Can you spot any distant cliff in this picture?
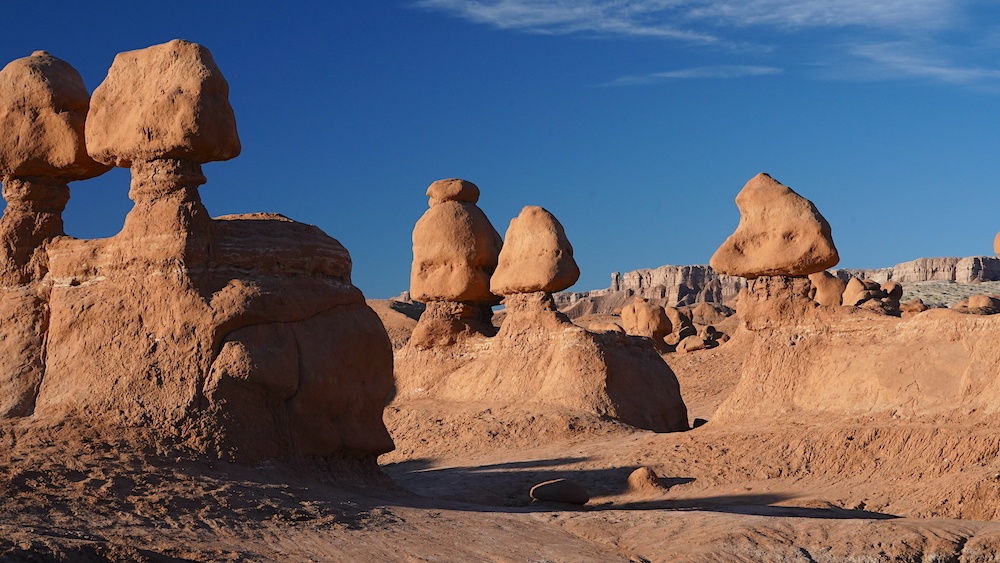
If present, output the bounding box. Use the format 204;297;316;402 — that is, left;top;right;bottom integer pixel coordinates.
831;256;1000;284
555;256;1000;318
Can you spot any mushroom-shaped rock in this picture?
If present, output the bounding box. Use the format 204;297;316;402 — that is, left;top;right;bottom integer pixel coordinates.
995;232;1000;256
86;39;240;167
410;179;503;304
809;271;846;307
710;173;839;278
490;206;580;295
0;51;109;180
620;299;671;341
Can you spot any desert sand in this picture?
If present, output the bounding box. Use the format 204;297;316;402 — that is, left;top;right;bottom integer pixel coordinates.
5;41;1000;563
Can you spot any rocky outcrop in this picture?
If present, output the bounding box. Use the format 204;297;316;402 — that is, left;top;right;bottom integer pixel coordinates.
715;301;1000;426
394;291;689;432
555;265;745;318
0;42;394;464
620;298;671;342
410;178;502;304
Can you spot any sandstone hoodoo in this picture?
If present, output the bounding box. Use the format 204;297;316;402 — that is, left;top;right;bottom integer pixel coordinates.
0;51;110;417
710;173;839;279
395;194;689;433
408;178;503;348
1;41;394;464
490;205;580;295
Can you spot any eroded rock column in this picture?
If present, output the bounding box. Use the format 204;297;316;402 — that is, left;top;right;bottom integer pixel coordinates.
409;179;503;348
86;39;240;269
0;51;109;416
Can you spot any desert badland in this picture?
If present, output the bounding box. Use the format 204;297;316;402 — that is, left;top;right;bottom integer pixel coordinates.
4;40;1000;562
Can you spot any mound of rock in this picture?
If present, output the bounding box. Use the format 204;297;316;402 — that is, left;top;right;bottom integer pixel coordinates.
0;42;394;464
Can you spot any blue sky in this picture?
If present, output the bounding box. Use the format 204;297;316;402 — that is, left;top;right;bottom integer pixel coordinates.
5;1;1000;297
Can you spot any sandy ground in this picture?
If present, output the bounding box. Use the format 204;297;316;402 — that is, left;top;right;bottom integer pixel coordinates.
4;298;1000;561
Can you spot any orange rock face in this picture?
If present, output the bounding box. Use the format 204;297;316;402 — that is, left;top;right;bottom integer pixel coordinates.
410;179;503;304
710;173;839;278
0;43;393;463
491;206;580;295
808;270;846;307
86;39;241;167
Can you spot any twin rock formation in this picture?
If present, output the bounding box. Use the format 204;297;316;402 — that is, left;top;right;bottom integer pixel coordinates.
397;179;688;432
0;42;393;463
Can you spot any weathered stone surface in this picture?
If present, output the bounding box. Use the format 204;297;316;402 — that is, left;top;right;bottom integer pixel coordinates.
677;334;707;353
530;479;590;505
900;298;928;314
809;271;846;307
0;42;393;465
426;178;479;206
0;51;109;180
834;256;1000;285
710;173;839;278
620;299;671;341
410;183;503;303
87;39;240;167
491;206;580;295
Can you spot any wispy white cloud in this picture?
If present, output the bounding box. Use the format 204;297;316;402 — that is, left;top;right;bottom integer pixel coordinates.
414;0;999;88
412;0;719;42
846;42;1000;84
413;0;958;39
685;0;955;30
603;65;782;86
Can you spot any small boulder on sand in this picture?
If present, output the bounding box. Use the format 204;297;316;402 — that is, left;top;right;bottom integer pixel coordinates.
710;173;839;278
677;334;707;353
491;206;580;295
627;467;663;492
530;479;590;505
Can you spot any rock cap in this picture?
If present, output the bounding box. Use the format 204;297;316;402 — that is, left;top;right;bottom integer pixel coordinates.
710;173;839;278
490;205;580;295
0;50;109;180
87;39;240;167
427;178;479;206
